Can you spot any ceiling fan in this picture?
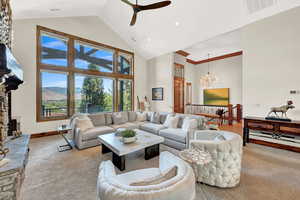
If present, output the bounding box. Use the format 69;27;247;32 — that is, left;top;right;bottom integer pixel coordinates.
121;0;171;26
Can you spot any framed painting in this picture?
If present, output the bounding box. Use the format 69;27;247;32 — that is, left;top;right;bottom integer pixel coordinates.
203;88;229;106
152;88;164;101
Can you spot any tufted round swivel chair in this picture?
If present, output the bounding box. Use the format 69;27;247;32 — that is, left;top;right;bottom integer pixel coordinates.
190;130;243;188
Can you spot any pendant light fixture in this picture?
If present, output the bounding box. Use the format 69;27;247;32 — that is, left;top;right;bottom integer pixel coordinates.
200;53;217;88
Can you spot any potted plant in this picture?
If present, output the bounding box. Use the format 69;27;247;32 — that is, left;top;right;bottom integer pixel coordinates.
121;129;137;144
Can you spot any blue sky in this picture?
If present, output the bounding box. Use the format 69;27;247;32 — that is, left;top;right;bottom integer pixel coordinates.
41;34;114;91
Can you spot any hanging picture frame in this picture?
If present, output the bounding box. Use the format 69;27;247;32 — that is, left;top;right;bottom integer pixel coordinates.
152;88;163;101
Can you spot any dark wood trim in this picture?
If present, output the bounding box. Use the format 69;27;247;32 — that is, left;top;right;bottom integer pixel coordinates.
30;130;60;138
36;26;135;122
250;139;300;153
174;63;184;68
37;26;134;55
187;51;243;65
38;64;134;79
175;50;190;57
186;59;198;65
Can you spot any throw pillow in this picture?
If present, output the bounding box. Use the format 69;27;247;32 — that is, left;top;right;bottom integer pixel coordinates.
128;111;137;122
88;113;106;127
136;112;147;122
163;115;179;128
130;166;177;186
159;114;168;124
182;118;198;131
105;113;113;125
177;116;185;128
75;117;94;132
150;112;161;124
112;113;123;125
146;112;153;121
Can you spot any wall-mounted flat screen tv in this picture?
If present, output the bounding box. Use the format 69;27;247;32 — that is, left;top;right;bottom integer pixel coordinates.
0;43;23;89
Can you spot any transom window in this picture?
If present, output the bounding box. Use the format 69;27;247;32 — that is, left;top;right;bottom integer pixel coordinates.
37;26;134;122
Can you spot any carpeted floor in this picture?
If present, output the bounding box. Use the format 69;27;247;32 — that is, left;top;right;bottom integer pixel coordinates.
21;135;300;200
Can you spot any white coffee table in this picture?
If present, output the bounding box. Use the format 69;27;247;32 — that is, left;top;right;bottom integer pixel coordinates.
98;129;164;171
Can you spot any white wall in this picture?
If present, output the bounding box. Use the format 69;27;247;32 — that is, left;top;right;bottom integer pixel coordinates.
194;55;243;105
242;6;300;120
147;53;174;112
11;16;148;134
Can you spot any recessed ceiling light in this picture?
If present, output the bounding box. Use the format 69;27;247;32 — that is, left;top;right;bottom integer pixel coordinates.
175;22;180;26
50;8;61;12
146;38;151;42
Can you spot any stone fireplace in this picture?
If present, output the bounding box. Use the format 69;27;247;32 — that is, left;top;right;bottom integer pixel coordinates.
0;0;12;143
0;85;8;142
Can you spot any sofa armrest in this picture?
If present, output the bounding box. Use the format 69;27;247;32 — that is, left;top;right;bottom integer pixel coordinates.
74;128;82;149
186;128;197;149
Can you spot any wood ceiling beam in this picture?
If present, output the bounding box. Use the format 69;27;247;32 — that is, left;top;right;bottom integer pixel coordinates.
175;50;190;57
187;51;243;65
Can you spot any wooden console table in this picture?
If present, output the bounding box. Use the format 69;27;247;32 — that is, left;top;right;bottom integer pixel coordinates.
243;117;300;152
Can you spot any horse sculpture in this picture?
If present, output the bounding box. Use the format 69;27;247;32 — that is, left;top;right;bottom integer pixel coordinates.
267;101;295;118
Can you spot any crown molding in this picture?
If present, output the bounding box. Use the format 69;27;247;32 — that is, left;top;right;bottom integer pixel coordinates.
187;51;243;65
175;50;190;57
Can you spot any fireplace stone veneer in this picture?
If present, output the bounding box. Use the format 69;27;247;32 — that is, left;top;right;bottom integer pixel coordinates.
0;135;29;200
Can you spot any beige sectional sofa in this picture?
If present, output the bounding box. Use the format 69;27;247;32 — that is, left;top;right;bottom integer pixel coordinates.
71;111;206;150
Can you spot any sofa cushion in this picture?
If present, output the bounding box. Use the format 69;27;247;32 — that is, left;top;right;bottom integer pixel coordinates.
128;111;137;122
88;113;106;127
140;123;166;134
75;117;94;132
112;112;128;125
105;113;113;125
117;168;161;186
159;128;187;144
110;122;140;130
130;166;177;186
130;121;145;128
81;126;114;141
136;112;147;122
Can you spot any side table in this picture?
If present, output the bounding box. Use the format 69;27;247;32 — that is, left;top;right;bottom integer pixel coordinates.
179;148;211;182
57;125;73;152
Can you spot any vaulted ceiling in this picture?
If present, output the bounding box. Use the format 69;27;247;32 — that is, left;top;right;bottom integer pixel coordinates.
12;0;300;60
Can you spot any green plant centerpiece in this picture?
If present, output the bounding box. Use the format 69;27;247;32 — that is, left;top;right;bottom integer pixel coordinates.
121;129;137;144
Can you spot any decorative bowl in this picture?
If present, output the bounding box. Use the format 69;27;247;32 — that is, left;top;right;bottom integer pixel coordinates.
122;136;137;144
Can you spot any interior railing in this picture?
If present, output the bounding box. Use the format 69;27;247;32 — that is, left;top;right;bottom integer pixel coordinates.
185;104;243;125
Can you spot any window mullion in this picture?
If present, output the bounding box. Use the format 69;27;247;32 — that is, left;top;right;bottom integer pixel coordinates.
115;78;118;112
68;38;75;117
114;51;118;112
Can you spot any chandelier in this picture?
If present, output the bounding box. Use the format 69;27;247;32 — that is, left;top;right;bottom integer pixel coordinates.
200;53;217;88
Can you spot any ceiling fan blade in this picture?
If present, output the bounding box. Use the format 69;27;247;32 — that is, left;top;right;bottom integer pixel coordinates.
130;12;137;26
139;1;171;11
121;0;133;6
